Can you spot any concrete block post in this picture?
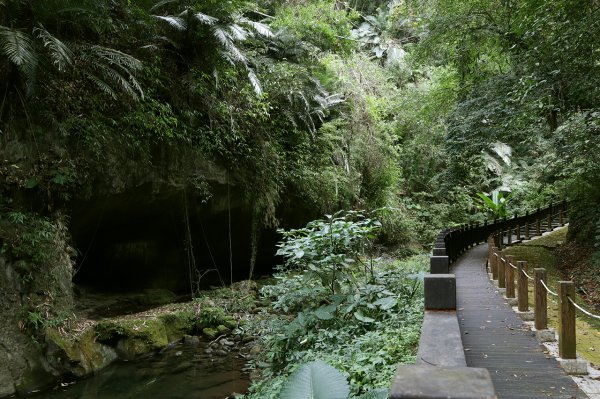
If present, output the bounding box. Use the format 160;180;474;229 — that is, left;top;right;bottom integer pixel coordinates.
558;281;576;360
430;256;449;274
389;366;496;399
432;248;446;256
424;274;456;310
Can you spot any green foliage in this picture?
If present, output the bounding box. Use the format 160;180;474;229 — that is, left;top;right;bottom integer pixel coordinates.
272;1;358;54
475;191;510;219
280;360;389;399
280;361;350;399
247;254;427;398
276;210;382;293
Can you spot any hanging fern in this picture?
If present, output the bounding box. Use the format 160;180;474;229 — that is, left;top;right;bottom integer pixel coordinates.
0;25;37;75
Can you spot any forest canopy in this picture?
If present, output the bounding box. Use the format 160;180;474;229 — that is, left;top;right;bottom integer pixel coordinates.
1;0;599;247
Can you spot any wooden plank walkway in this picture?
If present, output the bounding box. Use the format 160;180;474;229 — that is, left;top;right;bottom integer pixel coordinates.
452;244;588;399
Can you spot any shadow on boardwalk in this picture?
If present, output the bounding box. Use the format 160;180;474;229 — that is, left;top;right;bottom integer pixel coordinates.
452;244;588;399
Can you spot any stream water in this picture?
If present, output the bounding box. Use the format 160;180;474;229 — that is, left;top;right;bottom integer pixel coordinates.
28;341;250;399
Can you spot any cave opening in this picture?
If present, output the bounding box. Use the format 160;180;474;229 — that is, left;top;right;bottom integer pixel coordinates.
69;184;279;316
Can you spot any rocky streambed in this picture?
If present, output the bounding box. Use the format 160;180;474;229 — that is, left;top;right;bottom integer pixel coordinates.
29;338;252;399
9;281;265;398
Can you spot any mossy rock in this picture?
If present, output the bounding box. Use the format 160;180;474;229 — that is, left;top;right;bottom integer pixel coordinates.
46;327;117;377
216;324;230;334
202;327;218;339
158;311;195;342
223;318;238;330
95;318;168;360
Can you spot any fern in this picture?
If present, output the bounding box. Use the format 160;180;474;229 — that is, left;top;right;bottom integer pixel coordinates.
34;25;73;72
0;25;37;75
78;45;144;100
153;15;186;31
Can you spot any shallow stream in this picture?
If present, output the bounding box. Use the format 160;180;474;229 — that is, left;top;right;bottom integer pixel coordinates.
29;341;250;399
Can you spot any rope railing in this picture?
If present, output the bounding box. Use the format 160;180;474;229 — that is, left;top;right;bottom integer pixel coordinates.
487;227;598;365
409;200;573;397
540;279;558;297
567;296;600;321
522;269;534;281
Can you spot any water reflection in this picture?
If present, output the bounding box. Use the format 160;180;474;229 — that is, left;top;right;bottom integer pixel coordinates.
30;342;250;399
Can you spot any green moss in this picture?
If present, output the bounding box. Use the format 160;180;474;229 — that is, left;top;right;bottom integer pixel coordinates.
95;318;168;353
46;327;117;376
158;311;195;342
202;327;218;339
216;324;230;334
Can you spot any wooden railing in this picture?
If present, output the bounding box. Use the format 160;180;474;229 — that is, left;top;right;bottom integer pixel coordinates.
435;200;569;266
390;200;572;398
488;233;599;373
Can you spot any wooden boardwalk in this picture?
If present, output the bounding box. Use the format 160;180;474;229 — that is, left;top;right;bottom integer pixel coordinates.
452;244;588;399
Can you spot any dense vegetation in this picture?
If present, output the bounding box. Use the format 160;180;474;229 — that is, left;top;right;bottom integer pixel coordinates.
1;0;599;396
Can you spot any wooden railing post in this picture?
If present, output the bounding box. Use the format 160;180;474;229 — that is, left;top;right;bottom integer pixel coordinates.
534;268;548;330
559;208;564;226
558;281;576;359
547;203;553;232
505;255;515;299
536;210;541;236
516;222;521;241
507;227;512;245
524;211;530;240
517;261;528;312
498;251;506;289
491;248;499;280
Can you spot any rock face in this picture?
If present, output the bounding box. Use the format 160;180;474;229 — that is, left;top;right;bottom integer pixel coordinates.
0;253;74;397
0;154;309;397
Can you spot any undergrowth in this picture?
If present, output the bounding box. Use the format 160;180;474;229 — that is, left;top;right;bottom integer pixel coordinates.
243;254;427;398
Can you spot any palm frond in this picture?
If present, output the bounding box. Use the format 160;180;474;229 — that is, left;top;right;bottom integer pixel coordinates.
34;25;73;72
247;69;262;96
78;44;143;100
238;17;273;38
153;15;187;31
89;46;142;71
213;27;246;63
192;11;218;25
228;24;250;41
149;0;178;13
85;72;117;99
0;25;37;75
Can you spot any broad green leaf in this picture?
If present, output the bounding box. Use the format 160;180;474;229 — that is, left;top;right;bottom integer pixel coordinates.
354;310;375;323
280;361;350;399
314;304;336;320
24;178;39;189
373;296;397;310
